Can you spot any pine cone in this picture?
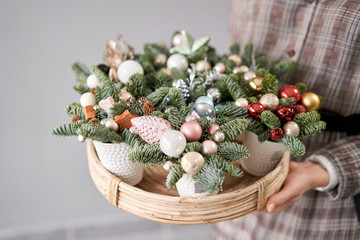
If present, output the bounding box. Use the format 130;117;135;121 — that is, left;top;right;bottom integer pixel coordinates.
90;88;95;94
71;115;81;122
143;101;155;115
137;96;149;106
88;118;100;124
131;116;171;144
173;79;190;102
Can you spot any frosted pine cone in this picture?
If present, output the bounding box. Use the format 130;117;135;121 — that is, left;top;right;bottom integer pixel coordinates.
131;116;172;144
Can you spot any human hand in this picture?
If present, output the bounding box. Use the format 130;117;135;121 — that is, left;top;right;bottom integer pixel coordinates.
260;160;330;215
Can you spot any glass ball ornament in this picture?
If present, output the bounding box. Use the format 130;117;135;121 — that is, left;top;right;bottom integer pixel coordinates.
249;77;263;91
202;140;218;155
154;53;167;64
214;131;225;142
163;161;173;171
160;130;187;157
283;121;300;137
208;124;219;135
80;92;96;107
86;74;99;88
160;67;172;77
301;92;320;112
190;103;216;121
244;71;256;82
275;106;295;122
117;60;144;84
278;85;301;102
294;104;307;114
195;96;214;108
180;121;202;142
105;119;119;132
248;102;265;119
207;88;221;104
181;152;205;175
270;127;283;140
167;54;188;71
195;60;211;72
259;93;279;110
228;54;242;66
100;119;108;125
235;97;249;108
214;62;226;73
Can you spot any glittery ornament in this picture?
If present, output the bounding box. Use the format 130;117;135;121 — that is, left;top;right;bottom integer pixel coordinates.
137;96;150;106
154;53;167;65
275;106;295;122
235;97;249;108
259;93;279;110
105;119;119;132
249;77;263;91
190;103;216;121
181;152;205;175
163;161;173;171
114;110;139;131
208;124;220;135
244;71;256;82
207;88;221;104
214;62;226;73
228;54;242;66
172;79;190;102
105;34;135;70
214;131;225;142
143;101;155;115
233;65;249;73
97;64;110;75
195;60;211;72
78;135;86;142
202;140;218;155
294;104;307;114
180;121;202;142
195;96;214;108
248;102;265;119
269;127;283;140
278;85;301;102
131;116;172;144
301;92;320;112
160;130;187;157
185;115;196;122
283;121;300;137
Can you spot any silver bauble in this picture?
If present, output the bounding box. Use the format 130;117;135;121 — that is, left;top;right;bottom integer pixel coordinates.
195;96;214;108
190;103;216;121
283;121;300;137
259;93;279;110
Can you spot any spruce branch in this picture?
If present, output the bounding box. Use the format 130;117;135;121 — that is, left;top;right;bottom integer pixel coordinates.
260;110;281;129
127;102;143;116
279;97;297;106
222;75;246;100
153;71;172;88
94;108;107;120
184;142;202;153
144;43;168;56
258;131;270;143
225;59;236;74
293;111;321;125
65;103;85;118
255;55;270;69
217;142;249;161
94;85;102;103
166;163;184;189
295;83;307;95
248;96;259;104
108;102;127;119
256;68;270;78
220;118;250;141
193;85;206;100
279;136;306;156
73;84;90;95
196;118;212;141
270;60;297;78
230;43;240;54
102;80;120;102
215;103;248;117
247;119;266;135
121;129;143;148
167;88;187;109
128;144;168;167
77;123;123;143
89;65;110;83
126;73;145;99
170;68;187;81
147;87;171;108
52;120;87;136
193;162;224;194
244;43;254;67
261;74;279;95
298;121;326;137
72;61;90;84
166;107;185;130
206;155;243;177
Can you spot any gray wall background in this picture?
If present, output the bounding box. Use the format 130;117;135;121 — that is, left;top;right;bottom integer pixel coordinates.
0;0;231;234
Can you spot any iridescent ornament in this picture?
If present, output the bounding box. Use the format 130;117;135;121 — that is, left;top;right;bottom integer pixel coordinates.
278;85;301;102
173;79;190;102
80;92;96;107
214;131;225;142
276;106;295;122
180;121;202;142
195;60;211;72
207;88;221;104
190;103;216;121
259;93;279;110
167;54;188;71
249;77;263;91
78;135;86;142
283;121;300;137
235;97;249;108
214;62;226;74
248;102;265;119
301;92;320;112
202;140;218;155
105;119;119;132
269;127;283;140
228;54;242;66
294;104;307;114
181;152;205;175
208;124;220;135
160;130;187;157
163;161;173;171
195;96;214;108
244;71;256;82
117;60;144;84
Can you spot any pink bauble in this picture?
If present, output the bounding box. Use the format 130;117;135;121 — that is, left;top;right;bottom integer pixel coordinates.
180;121;202;142
208;124;220;135
202;140;218;155
156;41;167;49
172;33;182;47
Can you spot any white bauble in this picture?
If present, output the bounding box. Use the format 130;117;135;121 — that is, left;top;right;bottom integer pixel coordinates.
195;96;214;108
167;54;188;71
80;92;96;107
160;130;187;157
86;74;99;88
117;60;144;84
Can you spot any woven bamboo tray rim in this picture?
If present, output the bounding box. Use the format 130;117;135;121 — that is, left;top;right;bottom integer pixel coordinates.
87;140;289;225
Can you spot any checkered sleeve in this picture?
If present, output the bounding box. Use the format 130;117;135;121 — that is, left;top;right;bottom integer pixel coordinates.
316;135;360;200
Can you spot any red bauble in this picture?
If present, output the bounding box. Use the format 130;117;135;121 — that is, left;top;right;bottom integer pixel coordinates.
278;85;301;102
276;106;295;122
270;127;283;140
248;102;265;119
294;104;307;114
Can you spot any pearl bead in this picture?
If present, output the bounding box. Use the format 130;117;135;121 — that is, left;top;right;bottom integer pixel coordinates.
117;60;144;84
78;135;86;142
244;71;256;82
154;53;167;65
160;130;187;157
172;33;182;47
214;131;225;142
163;161;173;171
235;98;249;108
167;54;188;71
181;152;205;175
195;96;214;108
195;60;211;72
214;62;226;73
202;140;218;155
105;119;119;132
283;121;300;137
228;54;242;66
80;92;96;107
233;65;249;73
86;74;100;88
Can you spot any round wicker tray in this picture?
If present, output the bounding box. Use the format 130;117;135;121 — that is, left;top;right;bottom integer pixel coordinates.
87;140;289;225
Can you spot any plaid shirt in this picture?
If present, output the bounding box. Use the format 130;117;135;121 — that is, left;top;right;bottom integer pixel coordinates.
213;0;360;239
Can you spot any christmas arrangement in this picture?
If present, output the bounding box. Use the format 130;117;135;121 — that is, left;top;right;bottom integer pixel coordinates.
53;30;326;196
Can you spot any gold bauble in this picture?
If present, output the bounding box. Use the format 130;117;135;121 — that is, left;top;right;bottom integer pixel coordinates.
181;152;205;175
160;67;172;77
195;60;211;72
301;92;320;111
228;54;242;66
249;77;263;91
154;53;167;65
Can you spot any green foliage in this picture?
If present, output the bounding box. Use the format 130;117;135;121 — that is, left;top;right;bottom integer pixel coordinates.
220;118;250;141
127;102;143;116
258;131;270;142
94;109;107;120
293;111;321;124
270;60;297;78
230;43;240;54
244;43;253;67
147;87;170;108
166;107;185;130
170;67;187;80
73;84;90;95
193;162;224;194
102;80;120;102
295;83;307;95
167;88;187;109
94;86;102;103
108;102;126;118
121;129;143;148
65;103;84;118
299;121;326;137
126;73;145;99
148;87;186;111
255;55;270;69
215;103;248;117
260;110;281;129
153;71;173;88
217;142;249;161
77;123;123;143
206;155;243;177
52;120;87;136
256;68;270;78
279;97;297;106
293;112;326;137
89;65;109;83
184;141;202;153
222;75;246;100
247;119;266;135
128;144;168;167
192;85;206;100
196;118;212;141
72;61;90;84
166;163;184;189
144;43;168;56
279;136;306;156
261;74;279;95
225;59;236;74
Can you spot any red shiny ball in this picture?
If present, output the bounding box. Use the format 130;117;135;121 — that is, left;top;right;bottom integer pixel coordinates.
270;127;284;140
276;106;295;122
278;85;301;102
294;104;307;114
248;102;265;119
